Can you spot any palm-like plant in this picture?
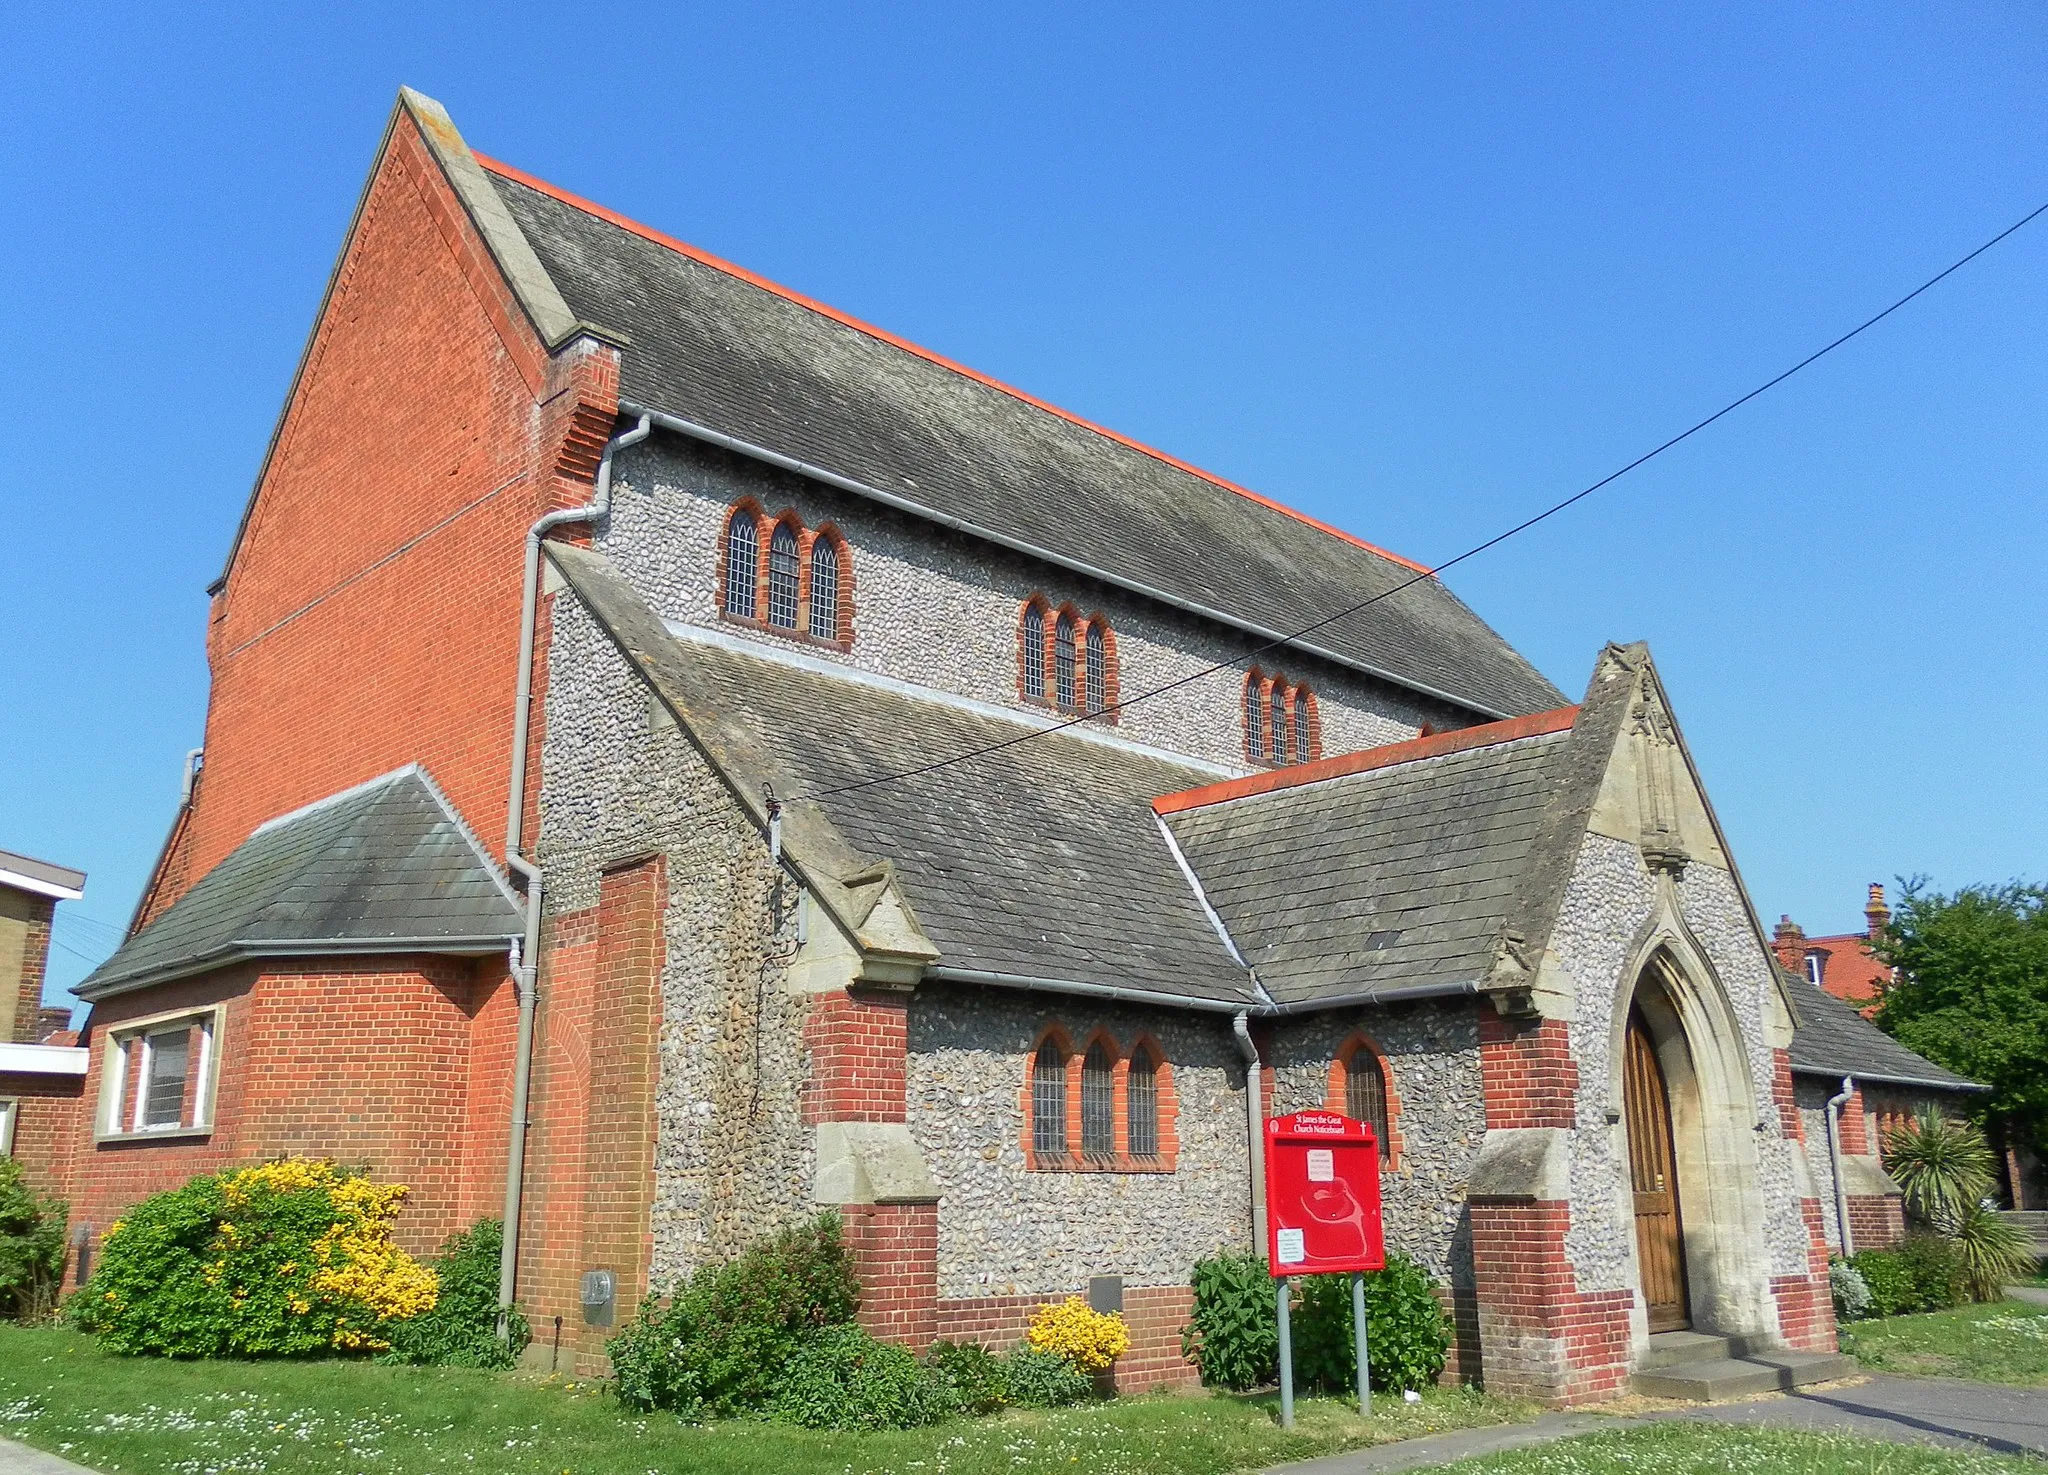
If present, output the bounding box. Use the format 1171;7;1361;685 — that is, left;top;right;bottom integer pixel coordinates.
1948;1199;2039;1302
1882;1110;1993;1235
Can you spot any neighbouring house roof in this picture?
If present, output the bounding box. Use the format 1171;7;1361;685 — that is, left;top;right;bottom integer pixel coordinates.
1786;975;1981;1093
1800;932;1891;1010
483;160;1564;723
75;768;522;1001
546;542;1260;1009
0;848;85;902
1160;717;1577;1008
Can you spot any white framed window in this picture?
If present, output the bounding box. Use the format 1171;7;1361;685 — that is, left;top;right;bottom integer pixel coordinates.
0;1100;16;1157
97;1006;221;1140
1805;952;1826;986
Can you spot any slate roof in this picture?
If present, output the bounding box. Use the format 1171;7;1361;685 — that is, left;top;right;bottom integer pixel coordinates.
1786;975;1981;1092
76;768;522;1001
486;165;1564;722
1163;728;1571;1007
547;542;1258;1008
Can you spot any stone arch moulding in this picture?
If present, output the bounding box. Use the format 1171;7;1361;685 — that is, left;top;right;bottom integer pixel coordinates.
1607;903;1778;1354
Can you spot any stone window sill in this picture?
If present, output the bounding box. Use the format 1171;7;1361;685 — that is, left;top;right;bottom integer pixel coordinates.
1028;1152;1175;1174
96;1126;213;1146
719;611;850;653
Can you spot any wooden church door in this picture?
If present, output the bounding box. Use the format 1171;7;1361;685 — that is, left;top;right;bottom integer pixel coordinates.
1623;1009;1689;1331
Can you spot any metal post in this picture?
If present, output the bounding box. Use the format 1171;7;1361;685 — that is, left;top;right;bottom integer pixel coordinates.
1276;1276;1295;1428
1352;1272;1371;1418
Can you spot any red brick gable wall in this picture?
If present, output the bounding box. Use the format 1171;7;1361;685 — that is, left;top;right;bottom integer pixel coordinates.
161;107;615;908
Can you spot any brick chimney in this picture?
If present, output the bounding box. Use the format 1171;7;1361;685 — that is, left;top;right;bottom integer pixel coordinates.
1865;883;1889;941
1772;914;1806;974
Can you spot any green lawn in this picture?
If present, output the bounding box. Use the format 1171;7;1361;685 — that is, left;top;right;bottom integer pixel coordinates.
1419;1423;2044;1475
1840;1297;2048;1387
0;1325;1534;1475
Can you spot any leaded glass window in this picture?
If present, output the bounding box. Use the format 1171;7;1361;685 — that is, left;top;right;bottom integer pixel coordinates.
724;511;758;618
1054;613;1076;709
1345;1048;1389;1164
1085;622;1107;713
1245;677;1264;757
767;523;801;629
1270;685;1288;763
1127;1046;1158;1157
1021;604;1045;698
808;536;840;640
1033;1039;1067;1156
1295;688;1312;764
142;1028;190;1130
1081;1042;1115;1157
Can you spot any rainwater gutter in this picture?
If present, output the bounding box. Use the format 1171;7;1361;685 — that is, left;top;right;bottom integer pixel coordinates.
613;402;1515;722
495;412;652;1339
1825;1075;1856;1258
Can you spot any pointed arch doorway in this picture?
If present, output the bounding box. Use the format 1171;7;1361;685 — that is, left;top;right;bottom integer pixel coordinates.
1624;1006;1689;1331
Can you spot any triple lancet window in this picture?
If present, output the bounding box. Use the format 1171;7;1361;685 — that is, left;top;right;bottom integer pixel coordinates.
1244;669;1319;767
1025;1027;1173;1171
1018;598;1116;719
720;502;851;646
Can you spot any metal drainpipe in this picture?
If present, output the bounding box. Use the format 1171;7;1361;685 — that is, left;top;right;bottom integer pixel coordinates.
1233;1012;1268;1252
1825;1075;1856;1258
495;413;652;1339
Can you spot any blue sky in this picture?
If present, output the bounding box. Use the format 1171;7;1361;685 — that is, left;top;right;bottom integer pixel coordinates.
3;3;2043;1004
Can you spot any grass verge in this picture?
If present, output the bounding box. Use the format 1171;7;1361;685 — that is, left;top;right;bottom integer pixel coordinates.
1839;1296;2048;1386
0;1325;1534;1475
1418;1422;2043;1474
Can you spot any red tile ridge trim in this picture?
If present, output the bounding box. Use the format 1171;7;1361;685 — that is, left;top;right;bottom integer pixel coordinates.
1152;705;1581;815
474;153;1433;577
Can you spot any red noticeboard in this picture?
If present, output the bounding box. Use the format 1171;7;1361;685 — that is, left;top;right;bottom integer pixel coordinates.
1265;1111;1385;1277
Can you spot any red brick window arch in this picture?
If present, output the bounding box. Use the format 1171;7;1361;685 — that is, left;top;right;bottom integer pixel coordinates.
1017;598;1117;721
717;502;853;649
1325;1034;1401;1170
1022;1022;1176;1171
1243;669;1321;767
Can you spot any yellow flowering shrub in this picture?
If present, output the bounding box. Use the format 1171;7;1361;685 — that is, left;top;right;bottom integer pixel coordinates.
1024;1296;1130;1372
71;1157;439;1358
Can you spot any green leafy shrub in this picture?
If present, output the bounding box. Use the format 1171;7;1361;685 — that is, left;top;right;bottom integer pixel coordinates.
0;1160;65;1322
607;1214;859;1417
69;1158;435;1358
1181;1249;1450;1393
379;1219;528;1369
1294;1254;1451;1394
1849;1248;1915;1317
923;1339;1009;1413
1181;1251;1278;1390
1883;1112;1994;1235
1897;1232;1967;1311
1002;1344;1093;1407
1829;1260;1873;1321
770;1324;955;1430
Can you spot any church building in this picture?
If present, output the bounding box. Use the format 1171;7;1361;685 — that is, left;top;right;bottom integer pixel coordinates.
55;89;1963;1403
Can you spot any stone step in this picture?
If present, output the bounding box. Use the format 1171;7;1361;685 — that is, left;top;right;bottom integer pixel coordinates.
1639;1330;1736;1369
1630;1347;1859;1402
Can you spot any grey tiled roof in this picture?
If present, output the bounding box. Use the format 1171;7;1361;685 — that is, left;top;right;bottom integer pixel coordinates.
76;769;522;1001
547;543;1258;1008
1164;732;1570;1006
1786;976;1981;1092
491;172;1564;721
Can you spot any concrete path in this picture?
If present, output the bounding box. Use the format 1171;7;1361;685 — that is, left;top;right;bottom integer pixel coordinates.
2007;1284;2048;1309
1268;1413;1643;1473
0;1441;95;1475
1664;1374;2048;1459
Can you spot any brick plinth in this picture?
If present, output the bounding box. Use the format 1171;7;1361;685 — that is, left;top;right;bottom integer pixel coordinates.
842;1202;939;1348
1774;1197;1838;1352
1469;1199;1633;1403
935;1284;1197;1391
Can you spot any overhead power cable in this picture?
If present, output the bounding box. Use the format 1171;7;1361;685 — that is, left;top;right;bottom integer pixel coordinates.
800;197;2048;804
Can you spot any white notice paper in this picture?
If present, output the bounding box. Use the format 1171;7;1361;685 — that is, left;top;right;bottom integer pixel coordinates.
1306;1149;1334;1182
1276;1228;1306;1264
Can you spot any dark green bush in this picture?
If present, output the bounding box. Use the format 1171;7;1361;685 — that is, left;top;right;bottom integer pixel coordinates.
770;1324;955;1430
1181;1251;1279;1390
0;1160;65;1322
1897;1233;1966;1312
923;1339;1010;1413
1849;1248;1915;1317
1294;1253;1451;1394
607;1214;859;1417
379;1219;528;1369
1002;1344;1092;1407
1181;1249;1450;1393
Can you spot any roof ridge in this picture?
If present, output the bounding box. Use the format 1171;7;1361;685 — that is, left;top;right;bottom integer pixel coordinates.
475;153;1433;578
1153;705;1580;816
250;764;423;836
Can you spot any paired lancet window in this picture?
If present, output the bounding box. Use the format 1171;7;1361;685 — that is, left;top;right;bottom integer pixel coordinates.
1025;1026;1173;1171
1018;598;1116;719
719;502;851;646
1244;669;1319;767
